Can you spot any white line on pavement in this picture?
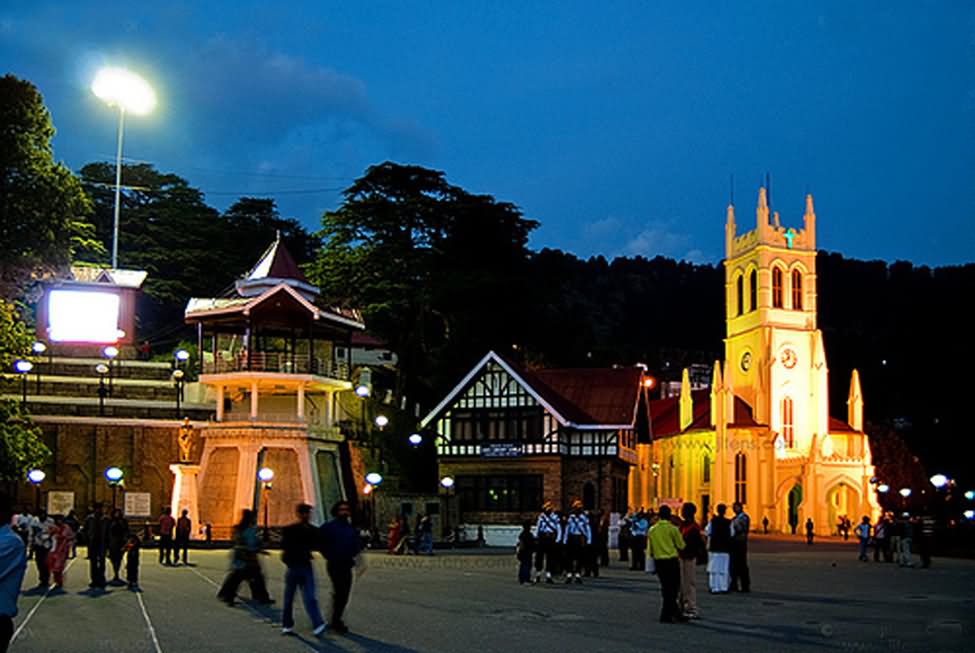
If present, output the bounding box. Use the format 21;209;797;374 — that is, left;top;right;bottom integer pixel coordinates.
11;557;77;645
136;591;164;653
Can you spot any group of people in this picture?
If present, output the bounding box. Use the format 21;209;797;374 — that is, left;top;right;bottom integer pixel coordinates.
850;512;935;567
12;508;78;591
216;501;362;638
386;513;435;555
518;500;611;585
517;499;753;625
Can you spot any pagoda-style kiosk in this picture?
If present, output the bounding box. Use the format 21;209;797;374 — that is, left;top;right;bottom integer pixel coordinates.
184;236;364;537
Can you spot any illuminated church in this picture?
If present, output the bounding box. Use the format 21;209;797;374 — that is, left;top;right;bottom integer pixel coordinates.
633;188;881;535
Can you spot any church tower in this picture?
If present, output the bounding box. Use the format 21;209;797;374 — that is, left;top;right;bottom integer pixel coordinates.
724;188;825;456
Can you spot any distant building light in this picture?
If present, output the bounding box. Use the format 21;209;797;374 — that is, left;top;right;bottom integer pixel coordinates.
174;349;190;361
965;490;975;501
374;415;389;428
14;360;33;373
103;346;119;359
440;476;455;489
929;474;949;489
898;488;912;498
32;342;47;354
365;472;383;486
27;469;46;485
408;433;423;446
964;510;974;520
877;484;890;494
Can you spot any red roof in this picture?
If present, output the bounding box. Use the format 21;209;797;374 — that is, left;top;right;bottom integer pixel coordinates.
650;391;761;439
245;237;308;283
829;416;858;433
527;366;644;426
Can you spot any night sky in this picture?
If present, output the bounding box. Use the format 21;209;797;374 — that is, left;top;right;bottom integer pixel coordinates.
3;2;973;266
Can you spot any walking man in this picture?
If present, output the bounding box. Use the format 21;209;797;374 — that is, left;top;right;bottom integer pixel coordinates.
561;500;591;584
29;509;54;588
647;505;686;624
533;501;561;584
281;504;326;637
319;501;361;635
87;503;107;590
729;502;751;592
805;518;815;545
854;516;871;562
158;507;176;566
175;510;192;565
1;494;27;653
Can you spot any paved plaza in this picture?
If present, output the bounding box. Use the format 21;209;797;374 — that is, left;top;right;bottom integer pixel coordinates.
8;536;972;653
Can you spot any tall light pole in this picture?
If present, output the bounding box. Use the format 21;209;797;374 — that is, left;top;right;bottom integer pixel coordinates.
92;67;156;269
257;467;274;542
28;469;46;512
14;360;32;408
440;476;455;542
105;466;124;510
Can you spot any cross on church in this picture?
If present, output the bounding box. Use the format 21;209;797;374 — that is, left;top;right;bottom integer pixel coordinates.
784;228;796;249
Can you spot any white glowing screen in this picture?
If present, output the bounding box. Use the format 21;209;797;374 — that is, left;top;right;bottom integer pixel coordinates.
48;290;121;343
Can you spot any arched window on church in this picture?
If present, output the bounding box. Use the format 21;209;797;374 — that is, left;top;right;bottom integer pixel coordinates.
702;453;711;483
734;452;747;504
791;269;803;310
782;397;794;448
749;269;757;312
736;274;744;316
772;266;784;308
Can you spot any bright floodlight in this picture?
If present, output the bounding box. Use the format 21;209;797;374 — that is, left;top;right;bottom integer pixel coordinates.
92;67;156;115
175;349;190;362
374;415;389;428
365;472;383;486
929;474;949;489
898;488;912;498
965;490;975;501
877;484;890;494
257;467;274;483
27;469;46;484
408;433;423;446
965;510;975;520
48;290;120;343
440;476;455;489
105;466;124;483
14;360;33;373
103;345;119;359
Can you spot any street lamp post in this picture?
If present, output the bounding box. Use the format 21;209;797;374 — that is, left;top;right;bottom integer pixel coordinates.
173;369;185;417
365;472;383;545
440;476;455;543
103;346;119;397
105;466;124;510
257;467;274;542
13;360;32;407
92;67;156;270
96;364;109;416
32;341;47;393
28;469;45;512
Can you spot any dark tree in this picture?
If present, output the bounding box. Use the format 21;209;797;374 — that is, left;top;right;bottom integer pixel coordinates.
0;74;98;300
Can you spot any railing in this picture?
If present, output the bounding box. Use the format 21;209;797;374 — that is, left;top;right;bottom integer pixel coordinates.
203;351;350;380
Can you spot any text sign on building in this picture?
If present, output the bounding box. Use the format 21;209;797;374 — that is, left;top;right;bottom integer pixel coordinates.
47;491;75;516
480;443;523;458
124;492;152;517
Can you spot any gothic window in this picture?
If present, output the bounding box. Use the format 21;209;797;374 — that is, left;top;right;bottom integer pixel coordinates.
736;274;744;316
734;451;747;504
791;269;803;310
772;266;784;308
702;453;711;483
749;269;757;312
782;397;794;448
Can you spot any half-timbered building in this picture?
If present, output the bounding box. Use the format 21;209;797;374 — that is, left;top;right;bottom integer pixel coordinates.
420;352;651;533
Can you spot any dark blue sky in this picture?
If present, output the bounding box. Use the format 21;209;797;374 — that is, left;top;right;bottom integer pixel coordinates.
3;2;973;265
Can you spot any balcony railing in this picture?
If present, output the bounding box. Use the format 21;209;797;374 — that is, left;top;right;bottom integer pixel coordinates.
203;351;350;380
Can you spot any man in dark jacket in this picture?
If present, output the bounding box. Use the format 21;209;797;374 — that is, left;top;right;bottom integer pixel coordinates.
86;503;108;590
281;504;325;636
319;501;361;635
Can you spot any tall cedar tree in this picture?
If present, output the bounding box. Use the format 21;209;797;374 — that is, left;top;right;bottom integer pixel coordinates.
0;74;98;301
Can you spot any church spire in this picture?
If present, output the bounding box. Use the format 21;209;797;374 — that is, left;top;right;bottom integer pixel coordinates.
847;369;863;431
725;203;736;259
756;186;769;232
803;193;816;249
679;368;693;431
710;360;723;427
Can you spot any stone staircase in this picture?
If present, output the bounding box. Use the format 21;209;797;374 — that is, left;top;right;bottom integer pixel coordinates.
1;356;213;420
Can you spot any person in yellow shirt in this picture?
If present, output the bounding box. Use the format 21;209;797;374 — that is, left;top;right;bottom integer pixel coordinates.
647;505;687;623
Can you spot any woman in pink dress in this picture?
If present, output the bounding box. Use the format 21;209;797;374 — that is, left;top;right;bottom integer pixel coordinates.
48;514;75;589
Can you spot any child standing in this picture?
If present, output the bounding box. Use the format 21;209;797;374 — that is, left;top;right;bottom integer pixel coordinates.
516;521;535;584
125;533;141;590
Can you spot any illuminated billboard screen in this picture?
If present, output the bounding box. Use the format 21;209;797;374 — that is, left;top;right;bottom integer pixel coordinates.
48;289;121;343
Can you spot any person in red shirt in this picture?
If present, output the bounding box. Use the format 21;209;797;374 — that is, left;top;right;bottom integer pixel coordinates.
158;508;176;566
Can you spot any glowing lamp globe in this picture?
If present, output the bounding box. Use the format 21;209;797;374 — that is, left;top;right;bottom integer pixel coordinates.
257;467;274;483
355;384;371;398
877;484;890;494
408;433;423;446
898;488;912;498
175;349;190;362
105;466;124;483
96;363;109;375
374;415;389;428
27;469;46;485
103;345;119;359
964;510;974;520
365;472;383;486
13;360;33;373
92;67;157;115
965;490;975;501
929;474;949;489
32;341;47;354
440;476;455;489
